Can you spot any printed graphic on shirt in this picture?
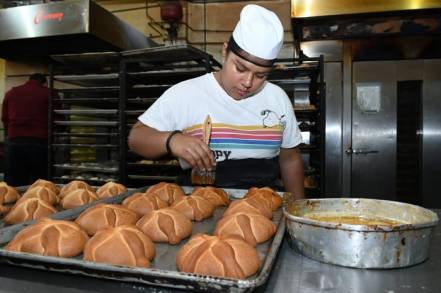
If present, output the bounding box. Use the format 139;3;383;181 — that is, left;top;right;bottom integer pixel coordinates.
185;122;284;161
260;109;286;128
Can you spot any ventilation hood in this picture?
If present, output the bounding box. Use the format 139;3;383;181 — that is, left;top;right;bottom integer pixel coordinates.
0;0;158;61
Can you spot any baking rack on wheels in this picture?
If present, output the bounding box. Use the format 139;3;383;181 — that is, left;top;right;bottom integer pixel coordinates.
0;186;286;293
120;45;221;187
268;55;325;196
48;52;123;186
48;45;221;188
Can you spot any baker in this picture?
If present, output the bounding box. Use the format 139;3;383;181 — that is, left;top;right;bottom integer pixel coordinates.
128;4;304;199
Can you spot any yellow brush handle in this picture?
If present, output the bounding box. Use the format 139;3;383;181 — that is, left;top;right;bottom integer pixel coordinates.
203;115;212;145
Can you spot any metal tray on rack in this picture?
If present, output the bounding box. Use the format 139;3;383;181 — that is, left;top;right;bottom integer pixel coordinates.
122;44;213;63
54;109;118;115
54;73;119;87
52;143;118;149
51;52;121;67
127;175;178;181
53;163;119;173
54;121;119;126
0;187;287;292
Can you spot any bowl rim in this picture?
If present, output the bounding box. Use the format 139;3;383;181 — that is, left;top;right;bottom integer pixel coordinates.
283;198;439;232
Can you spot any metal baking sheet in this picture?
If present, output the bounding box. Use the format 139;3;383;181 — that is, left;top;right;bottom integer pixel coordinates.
54;121;118;126
0;187;287;292
51;52;121;67
54;73;119;87
53;164;119;173
54;109;118;115
52;143;118;149
122;44;212;63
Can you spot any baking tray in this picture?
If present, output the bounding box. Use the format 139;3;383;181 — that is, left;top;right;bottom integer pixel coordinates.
0;186;287;292
53;163;119;173
54;121;118;127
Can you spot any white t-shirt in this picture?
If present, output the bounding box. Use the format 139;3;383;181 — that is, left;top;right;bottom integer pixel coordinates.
138;73;302;168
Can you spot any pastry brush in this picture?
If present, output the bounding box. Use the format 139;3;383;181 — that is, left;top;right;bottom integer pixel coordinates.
191;115;215;185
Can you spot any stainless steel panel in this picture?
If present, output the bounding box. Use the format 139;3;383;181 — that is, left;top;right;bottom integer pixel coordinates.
89;0;156;50
422;59;441;208
352;61;396;199
396;60;424;81
301;40;343;62
324;62;343;196
342;43;352;197
0;0;88;40
0;1;157;59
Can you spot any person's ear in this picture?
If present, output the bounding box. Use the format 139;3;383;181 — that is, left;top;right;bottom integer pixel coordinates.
221;42;228;64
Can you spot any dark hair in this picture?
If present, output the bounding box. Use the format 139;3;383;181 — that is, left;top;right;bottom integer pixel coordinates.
29;73;47;85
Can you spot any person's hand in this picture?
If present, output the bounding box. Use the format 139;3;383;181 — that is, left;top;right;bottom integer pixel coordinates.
168;133;216;171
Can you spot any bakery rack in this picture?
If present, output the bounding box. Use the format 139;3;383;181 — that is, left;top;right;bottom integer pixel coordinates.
268;55;325;196
120;45;221;187
48;45;221;187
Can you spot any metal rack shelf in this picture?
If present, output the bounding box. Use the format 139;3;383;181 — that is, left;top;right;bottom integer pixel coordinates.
54;109;118;115
54;73;119;87
53;163;119;173
52;144;118;149
53;132;120;137
51;52;121;72
122;44;220;65
54;176;117;184
54;121;118;126
127;175;178;181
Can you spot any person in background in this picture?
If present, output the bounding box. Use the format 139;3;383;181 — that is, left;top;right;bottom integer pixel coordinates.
129;4;304;199
1;73;50;187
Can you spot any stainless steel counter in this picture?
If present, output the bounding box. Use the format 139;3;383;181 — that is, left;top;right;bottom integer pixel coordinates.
0;210;439;293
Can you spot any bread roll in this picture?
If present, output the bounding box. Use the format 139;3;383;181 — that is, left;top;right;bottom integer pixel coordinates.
75;204;140;235
171;196;215;222
191;186;230;207
60;189;99;209
5;218;89;257
176;234;260;279
0;182;20;204
28;179;59;195
223;198;272;219
122;192;168;216
20;186;59;205
83;225;155;268
96;182;127;199
214;212;276;246
59;181;93;198
244;187;282;211
0;205;11;215
146;182;185;204
136;208;192;244
4;198;57;224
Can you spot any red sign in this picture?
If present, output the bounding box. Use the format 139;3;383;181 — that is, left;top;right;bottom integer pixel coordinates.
34;11;64;24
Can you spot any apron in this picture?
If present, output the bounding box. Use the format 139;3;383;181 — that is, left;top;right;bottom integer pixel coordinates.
177;157;283;191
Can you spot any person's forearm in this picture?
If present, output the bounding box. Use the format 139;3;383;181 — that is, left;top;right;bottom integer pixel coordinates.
128;122;170;159
279;149;305;199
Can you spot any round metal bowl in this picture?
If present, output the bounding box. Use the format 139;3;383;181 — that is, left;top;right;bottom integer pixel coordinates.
283;198;439;269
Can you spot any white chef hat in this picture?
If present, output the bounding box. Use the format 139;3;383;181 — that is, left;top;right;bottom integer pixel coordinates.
229;4;283;67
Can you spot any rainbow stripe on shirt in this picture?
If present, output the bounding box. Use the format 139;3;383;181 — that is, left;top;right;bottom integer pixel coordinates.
185;123;283;150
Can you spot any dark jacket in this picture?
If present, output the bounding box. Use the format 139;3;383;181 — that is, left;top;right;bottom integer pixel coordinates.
2;79;50;140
